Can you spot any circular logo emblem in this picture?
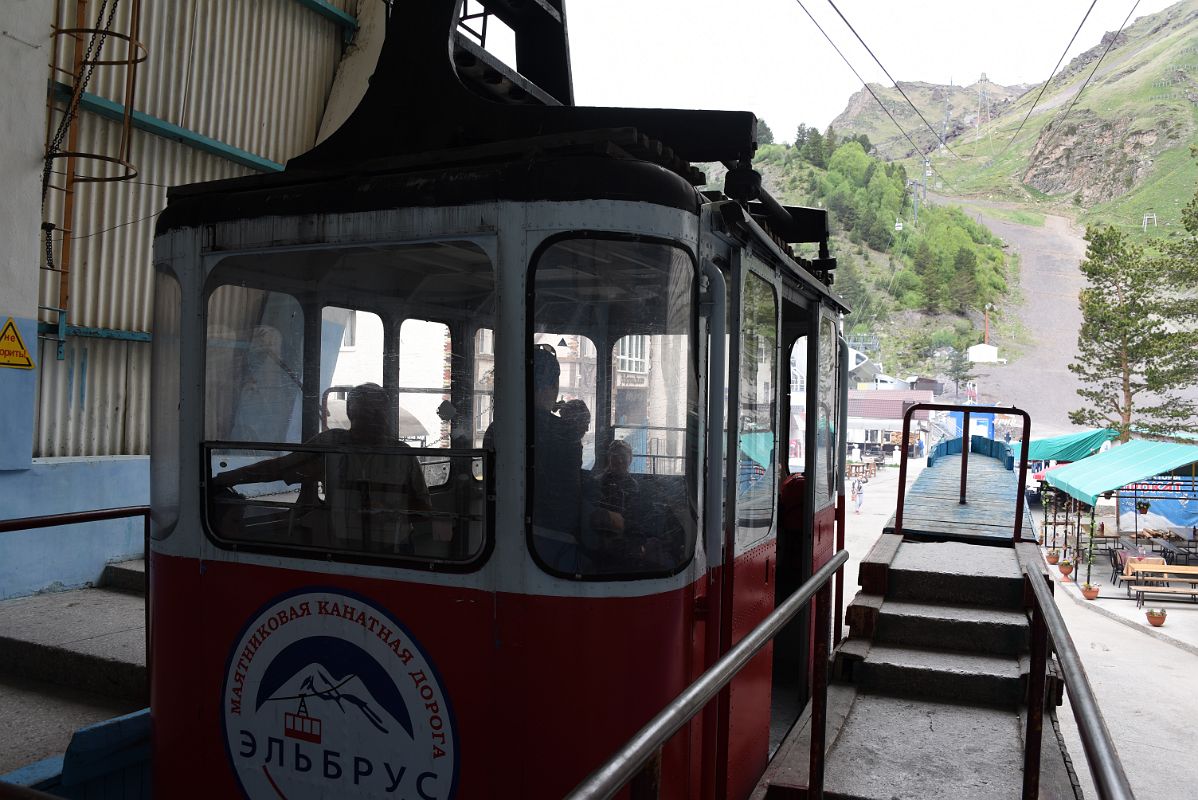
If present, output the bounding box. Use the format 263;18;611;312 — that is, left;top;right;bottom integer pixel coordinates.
222;589;457;799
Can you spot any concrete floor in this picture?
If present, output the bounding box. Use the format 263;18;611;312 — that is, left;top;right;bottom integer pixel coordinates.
0;586;145;777
0;673;136;774
847;465;1198;800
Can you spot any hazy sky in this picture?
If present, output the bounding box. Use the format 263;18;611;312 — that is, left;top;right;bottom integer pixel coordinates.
558;0;1181;141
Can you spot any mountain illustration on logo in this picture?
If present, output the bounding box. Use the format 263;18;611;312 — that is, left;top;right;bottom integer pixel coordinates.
255;636;414;739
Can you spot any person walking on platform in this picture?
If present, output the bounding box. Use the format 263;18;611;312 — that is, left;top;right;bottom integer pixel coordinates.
852;477;864;514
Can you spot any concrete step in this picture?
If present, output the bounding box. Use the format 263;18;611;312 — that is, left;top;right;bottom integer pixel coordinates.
99;559;145;596
875;600;1029;656
751;684;860;800
846;594;1030;656
888;541;1024;609
820;693;1027;799
0;588;146;704
849;643;1025;707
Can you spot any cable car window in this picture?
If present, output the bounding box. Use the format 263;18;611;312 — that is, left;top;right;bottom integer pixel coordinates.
529;237;698;579
397;318;456;487
202;242;494;567
151;266;181;539
612;334;687;476
398;319;451;448
537;333;597;468
736;273;778;546
321;306;383;432
206;286;305;442
788;337;808;475
815;318;839;508
474;327;495;453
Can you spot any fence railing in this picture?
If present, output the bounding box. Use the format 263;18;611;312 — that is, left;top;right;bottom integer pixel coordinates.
564;549;849;800
0;506;151;696
1022;567;1134;800
897;403;1032;542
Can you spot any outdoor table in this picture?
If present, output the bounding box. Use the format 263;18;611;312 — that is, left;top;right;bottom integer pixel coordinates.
1119;537;1149;556
1150;537;1185;564
1127;563;1198;607
1119;555;1167;595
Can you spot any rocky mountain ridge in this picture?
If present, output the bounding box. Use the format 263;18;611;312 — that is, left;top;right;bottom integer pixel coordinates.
828;0;1198;224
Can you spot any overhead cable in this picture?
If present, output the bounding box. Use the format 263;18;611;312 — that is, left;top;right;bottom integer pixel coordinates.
791;0;960;193
823;0;965;160
1030;0;1141;170
993;0;1099;162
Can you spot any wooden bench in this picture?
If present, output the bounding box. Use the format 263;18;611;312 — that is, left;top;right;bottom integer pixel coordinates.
1125;563;1198;606
1119;559;1168;594
1131;584;1198;608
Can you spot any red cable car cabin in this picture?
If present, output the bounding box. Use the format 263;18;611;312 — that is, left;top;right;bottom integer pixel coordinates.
148;4;848;798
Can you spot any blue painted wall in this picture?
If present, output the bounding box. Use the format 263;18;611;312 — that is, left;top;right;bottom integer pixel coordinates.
0;316;37;471
0;456;148;600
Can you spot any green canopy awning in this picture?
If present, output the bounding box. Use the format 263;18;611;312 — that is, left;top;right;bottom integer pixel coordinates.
1011;428;1117;462
739;432;774;469
1044;440;1198;505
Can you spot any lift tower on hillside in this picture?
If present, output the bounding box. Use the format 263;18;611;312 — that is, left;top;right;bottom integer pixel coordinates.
975;72;991;142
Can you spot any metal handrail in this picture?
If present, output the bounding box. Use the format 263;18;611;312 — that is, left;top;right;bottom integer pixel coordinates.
895;402;1032;541
565;549;849;800
1022;567;1134;800
0;506;151;706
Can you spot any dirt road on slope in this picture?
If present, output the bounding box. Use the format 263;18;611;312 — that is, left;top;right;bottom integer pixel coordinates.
935;197;1088;437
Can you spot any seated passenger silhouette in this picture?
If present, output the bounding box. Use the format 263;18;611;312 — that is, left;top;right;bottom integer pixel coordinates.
213;382;433;553
596;439;639;534
527;345;589;571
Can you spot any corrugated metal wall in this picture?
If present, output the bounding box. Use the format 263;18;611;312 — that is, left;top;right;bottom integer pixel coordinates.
37;0;354;456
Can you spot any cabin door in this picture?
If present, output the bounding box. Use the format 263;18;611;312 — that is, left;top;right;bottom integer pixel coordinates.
715;249;781;799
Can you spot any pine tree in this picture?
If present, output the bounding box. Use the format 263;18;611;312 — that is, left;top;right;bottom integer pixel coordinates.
946;348;974;396
756;118;775;145
794;124;810;149
824;124;839;163
1068;225;1198;440
800;128;826;168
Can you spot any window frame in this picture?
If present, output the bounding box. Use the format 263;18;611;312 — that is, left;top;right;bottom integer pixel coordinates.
731;261;781;550
525;230;700;582
198;241;498;571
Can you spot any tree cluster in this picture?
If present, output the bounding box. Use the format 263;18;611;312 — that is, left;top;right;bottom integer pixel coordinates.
804;141;1007;314
1068;183;1198;439
793;123;871;167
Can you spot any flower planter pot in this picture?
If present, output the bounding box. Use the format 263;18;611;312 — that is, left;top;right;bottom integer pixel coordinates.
1046;553;1060;565
1059;564;1073;581
1146;612;1166;627
1082;586;1100;601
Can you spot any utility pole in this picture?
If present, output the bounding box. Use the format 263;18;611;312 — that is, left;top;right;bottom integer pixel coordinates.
940;78;952;153
975;73;990;142
907;177;925;224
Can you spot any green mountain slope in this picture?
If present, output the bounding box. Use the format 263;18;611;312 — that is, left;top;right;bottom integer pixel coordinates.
833;1;1198;245
705;141;1017;377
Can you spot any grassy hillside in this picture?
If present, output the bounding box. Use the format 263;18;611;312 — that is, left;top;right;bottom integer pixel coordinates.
832;80;1028;162
835;1;1198;249
711;141;1015;376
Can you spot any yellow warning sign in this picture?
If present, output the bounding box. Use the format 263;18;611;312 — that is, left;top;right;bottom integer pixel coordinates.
0;317;34;370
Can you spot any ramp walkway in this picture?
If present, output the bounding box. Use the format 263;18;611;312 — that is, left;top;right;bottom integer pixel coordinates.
884;450;1035;543
755;429;1089;800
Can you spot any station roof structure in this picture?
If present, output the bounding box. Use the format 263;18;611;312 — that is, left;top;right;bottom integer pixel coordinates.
847;389;934;421
1044;439;1198;505
1010;428;1117;463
